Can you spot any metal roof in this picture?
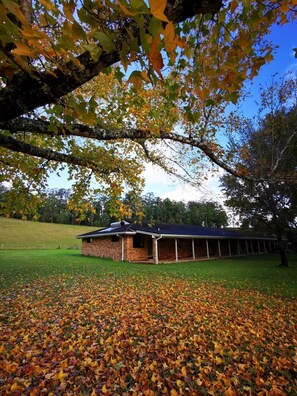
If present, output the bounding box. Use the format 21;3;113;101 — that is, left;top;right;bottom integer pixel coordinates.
76;222;275;240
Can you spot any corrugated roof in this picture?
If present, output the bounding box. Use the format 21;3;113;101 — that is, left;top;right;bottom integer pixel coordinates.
76;222;274;240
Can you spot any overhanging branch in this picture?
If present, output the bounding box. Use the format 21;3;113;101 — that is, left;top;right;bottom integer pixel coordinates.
0;0;223;122
0;132;116;175
0;116;251;181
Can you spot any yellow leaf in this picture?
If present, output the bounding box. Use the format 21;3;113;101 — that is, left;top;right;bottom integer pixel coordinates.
170;390;179;396
151;373;157;383
215;356;223;365
101;385;108;394
181;365;187;377
149;0;169;22
85;357;92;365
176;379;183;387
57;369;67;381
10;383;19;392
39;0;58;12
149;362;155;371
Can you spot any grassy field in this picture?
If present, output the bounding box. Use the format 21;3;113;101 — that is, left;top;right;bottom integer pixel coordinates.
0;216;98;249
0;249;297;297
0;237;296;394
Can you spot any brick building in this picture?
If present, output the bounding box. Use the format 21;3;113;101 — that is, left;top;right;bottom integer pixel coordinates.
76;221;276;264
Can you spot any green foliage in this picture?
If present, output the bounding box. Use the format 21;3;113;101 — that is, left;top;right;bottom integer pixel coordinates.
140;194;228;227
221;77;297;265
1;187;228;228
1;1;297;220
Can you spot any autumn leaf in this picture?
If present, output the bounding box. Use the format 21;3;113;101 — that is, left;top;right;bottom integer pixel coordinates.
12;43;36;58
148;35;164;77
39;0;58;12
164;21;177;62
149;0;169;22
0;274;296;395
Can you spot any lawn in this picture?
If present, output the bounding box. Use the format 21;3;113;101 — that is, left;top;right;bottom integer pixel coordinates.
0;250;296;395
0;216;98;250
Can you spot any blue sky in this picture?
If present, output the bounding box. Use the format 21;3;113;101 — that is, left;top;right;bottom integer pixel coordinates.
142;21;297;202
49;21;297;203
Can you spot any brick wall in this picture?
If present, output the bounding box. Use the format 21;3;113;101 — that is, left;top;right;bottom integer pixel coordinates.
81;235;269;263
82;235;152;262
125;235;149;261
82;237;122;260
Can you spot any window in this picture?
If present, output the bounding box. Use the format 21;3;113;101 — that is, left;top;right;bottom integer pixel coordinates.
133;234;144;248
86;238;92;244
111;235;120;242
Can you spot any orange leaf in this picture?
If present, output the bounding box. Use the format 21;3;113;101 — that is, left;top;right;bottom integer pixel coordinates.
10;383;19;392
230;0;238;14
164;21;177;62
12;43;35;57
148;35;164;76
225;388;234;396
39;0;57;12
149;0;169;22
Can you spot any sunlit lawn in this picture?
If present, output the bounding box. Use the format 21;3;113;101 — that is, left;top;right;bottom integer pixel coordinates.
0;250;296;395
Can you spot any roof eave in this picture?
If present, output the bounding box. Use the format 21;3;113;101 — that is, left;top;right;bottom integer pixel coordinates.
77;231;136;239
135;231;276;240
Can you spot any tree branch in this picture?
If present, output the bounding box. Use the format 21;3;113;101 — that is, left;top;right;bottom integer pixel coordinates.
0;116;251;181
0;132;117;175
0;0;222;122
269;129;297;176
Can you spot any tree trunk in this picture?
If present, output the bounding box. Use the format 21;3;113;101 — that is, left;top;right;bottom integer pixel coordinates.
277;239;288;267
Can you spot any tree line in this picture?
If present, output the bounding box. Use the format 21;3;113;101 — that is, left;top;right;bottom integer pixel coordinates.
0;186;228;228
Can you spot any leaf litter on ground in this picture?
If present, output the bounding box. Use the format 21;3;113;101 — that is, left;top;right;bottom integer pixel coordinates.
0;274;296;395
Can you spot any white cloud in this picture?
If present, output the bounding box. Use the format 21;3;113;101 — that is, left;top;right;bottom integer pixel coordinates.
143;162;225;204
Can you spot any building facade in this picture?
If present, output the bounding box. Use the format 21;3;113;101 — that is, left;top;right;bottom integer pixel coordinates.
77;221;276;264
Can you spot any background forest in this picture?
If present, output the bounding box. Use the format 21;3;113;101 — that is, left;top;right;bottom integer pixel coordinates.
0;186;228;228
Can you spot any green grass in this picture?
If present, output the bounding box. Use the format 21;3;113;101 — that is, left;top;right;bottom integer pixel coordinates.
0;216;98;249
0;249;296;297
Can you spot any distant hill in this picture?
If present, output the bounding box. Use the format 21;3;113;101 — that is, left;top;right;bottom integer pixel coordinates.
0;217;99;250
